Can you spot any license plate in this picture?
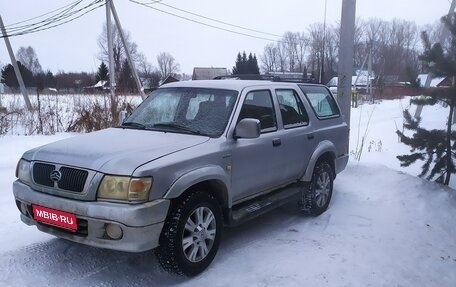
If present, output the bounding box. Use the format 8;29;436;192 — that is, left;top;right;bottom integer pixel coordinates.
32;205;78;231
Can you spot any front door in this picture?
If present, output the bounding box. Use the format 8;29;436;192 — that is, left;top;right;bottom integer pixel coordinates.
230;88;284;203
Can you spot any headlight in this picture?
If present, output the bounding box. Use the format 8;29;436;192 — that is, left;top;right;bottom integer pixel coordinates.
16;159;32;184
97;175;152;202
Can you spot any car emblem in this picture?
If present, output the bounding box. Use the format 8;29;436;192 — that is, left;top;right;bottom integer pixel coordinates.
50;170;62;182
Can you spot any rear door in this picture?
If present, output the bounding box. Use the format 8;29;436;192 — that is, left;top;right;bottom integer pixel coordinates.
298;85;349;157
272;88;317;179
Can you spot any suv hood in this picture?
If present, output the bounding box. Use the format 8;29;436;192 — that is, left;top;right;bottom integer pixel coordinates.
23;128;209;175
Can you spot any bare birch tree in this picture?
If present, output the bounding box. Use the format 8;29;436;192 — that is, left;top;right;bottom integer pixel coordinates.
156;52;180;80
16;46;42;74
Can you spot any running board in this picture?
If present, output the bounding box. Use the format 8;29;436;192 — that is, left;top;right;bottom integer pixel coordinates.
227;184;304;227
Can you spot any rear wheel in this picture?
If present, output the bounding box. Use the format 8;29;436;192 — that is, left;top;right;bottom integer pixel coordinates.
302;161;334;216
155;191;222;276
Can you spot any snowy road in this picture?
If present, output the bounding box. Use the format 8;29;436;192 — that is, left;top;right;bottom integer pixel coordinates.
1;163;455;286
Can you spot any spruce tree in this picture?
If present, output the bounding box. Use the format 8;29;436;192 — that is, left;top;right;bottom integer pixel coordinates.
45;71;56;88
0;61;34;89
252;54;260;74
241;51;248;73
118;59;135;93
232;52;242;75
232;51;260;75
96;61;109;82
397;14;456;185
247;53;260;74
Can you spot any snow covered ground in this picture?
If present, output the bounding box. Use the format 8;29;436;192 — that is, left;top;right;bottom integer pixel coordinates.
0;98;455;286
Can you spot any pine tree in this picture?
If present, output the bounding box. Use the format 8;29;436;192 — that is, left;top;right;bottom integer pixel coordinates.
96;61;109;82
45;71;56;88
241;51;247;73
247;53;260;74
0;61;34;90
232;52;243;75
397;14;456;185
232;51;259;75
118;59;136;93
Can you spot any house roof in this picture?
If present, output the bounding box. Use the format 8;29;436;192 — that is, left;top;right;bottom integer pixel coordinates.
192;67;228;80
417;74;447;87
84;80;108;89
160;75;179;86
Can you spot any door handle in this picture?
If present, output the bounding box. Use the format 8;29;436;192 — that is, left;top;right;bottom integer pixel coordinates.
307;133;315;140
272;138;281;147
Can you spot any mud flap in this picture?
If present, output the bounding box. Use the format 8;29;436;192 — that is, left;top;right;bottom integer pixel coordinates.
297;182;312;214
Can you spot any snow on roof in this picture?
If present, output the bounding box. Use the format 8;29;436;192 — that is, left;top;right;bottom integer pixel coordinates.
92;80;107;88
83;80;108;89
416;74;446;87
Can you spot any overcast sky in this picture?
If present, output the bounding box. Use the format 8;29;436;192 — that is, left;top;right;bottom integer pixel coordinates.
0;0;453;74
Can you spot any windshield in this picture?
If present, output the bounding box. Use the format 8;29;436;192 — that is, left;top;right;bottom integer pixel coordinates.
124;87;238;137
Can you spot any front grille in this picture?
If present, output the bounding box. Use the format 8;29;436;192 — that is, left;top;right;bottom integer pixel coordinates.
58;167;88;192
32;163;88;193
33;163;55;187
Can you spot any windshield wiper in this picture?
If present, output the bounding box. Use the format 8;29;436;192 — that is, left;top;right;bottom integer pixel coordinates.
120;121;147;129
152;122;210;136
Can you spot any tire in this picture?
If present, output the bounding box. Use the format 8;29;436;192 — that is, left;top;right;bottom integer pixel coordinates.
155;191;222;276
304;161;334;216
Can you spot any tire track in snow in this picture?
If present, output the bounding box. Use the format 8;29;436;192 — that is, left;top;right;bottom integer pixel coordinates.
0;238;183;286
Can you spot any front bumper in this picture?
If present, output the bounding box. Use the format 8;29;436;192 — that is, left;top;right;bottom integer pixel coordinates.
13;180;170;252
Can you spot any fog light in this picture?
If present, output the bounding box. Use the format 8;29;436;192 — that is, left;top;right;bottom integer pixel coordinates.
20;202;28;215
106;223;123;240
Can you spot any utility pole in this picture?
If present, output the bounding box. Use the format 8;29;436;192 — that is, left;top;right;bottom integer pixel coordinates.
337;0;357;130
415;0;456;119
106;0;116;103
109;0;146;99
320;0;328;84
368;43;373;101
0;15;32;111
353;51;368;87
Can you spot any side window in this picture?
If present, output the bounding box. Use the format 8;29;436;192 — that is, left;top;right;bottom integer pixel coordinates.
299;86;340;118
276;89;309;128
238;90;277;132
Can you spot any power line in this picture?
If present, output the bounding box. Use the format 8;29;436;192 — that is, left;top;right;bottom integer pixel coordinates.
4;0;83;28
1;0;105;38
4;0;103;35
150;1;282;38
5;1;84;33
128;0;282;43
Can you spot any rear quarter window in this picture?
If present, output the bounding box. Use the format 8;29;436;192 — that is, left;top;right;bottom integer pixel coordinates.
299;85;340;118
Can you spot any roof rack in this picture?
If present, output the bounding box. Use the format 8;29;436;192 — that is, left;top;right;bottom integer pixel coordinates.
213;74;317;84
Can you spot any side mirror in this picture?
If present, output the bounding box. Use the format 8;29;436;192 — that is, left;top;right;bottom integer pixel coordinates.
118;110;128;125
234;118;260;139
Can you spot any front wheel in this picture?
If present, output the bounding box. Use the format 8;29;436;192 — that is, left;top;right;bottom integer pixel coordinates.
302;161;334;216
155;191;222;276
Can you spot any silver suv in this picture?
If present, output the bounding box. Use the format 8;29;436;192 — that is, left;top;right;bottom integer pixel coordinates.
13;80;348;276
